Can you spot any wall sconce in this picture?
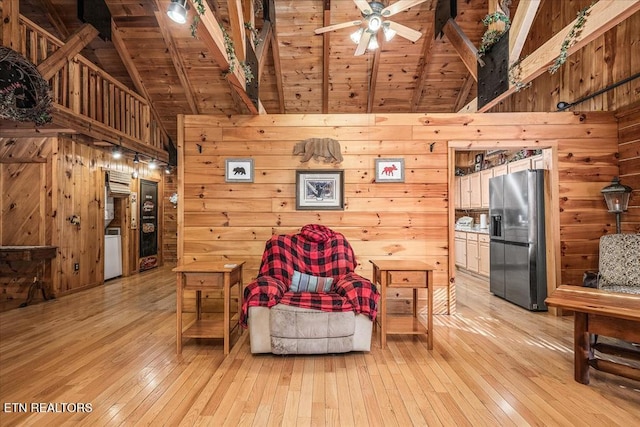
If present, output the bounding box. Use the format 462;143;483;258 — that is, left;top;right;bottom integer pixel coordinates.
167;0;189;24
112;146;122;159
601;176;633;233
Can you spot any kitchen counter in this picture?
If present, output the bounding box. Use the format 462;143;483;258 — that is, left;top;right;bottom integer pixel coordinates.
455;225;489;234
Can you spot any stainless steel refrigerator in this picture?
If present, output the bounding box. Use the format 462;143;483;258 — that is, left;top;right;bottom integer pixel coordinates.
489;169;547;311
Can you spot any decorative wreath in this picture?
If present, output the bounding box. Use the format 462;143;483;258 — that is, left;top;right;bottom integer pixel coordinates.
0;46;53;126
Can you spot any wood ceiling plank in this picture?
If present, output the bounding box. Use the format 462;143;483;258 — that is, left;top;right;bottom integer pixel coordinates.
256;21;273;83
269;0;285;113
37;23;99;80
152;3;199;114
110;19;172;148
442;18;478;81
38;0;70;40
323;1;331;114
453;73;475;112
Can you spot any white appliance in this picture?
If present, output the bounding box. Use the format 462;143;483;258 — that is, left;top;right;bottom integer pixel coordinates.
104;229;122;280
479;214;488;229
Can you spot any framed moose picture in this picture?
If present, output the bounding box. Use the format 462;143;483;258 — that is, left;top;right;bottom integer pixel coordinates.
225;158;254;182
375;158;405;183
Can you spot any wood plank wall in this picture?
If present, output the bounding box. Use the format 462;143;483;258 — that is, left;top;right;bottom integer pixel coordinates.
616;102;640;233
178;112;619;314
0;135;164;311
493;2;640;113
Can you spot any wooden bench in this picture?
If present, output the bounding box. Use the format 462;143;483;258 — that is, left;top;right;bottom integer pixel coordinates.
545;285;640;384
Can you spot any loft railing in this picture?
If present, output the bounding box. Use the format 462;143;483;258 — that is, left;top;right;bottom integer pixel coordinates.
17;16;169;157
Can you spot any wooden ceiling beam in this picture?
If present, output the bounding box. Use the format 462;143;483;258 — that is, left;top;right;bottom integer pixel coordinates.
227;0;246;62
453;73;475;112
442;18;478;81
152;4;199;114
190;0;259;114
256;21;272;82
460;0;640;113
509;0;541;64
37;23;99;80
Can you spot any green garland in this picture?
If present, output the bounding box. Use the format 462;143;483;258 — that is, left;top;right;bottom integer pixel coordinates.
478;12;511;57
548;3;593;74
220;25;254;83
189;1;254;83
508;56;531;92
244;22;262;47
189;0;207;38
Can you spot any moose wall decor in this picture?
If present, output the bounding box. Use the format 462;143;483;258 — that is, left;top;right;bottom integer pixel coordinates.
293;138;343;163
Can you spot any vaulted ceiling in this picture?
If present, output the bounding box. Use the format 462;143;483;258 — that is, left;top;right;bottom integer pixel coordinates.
15;0;640;145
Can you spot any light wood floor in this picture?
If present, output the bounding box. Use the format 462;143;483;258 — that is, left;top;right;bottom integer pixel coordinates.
1;266;639;426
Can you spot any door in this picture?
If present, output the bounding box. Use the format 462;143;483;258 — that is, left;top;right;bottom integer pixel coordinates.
139;179;158;271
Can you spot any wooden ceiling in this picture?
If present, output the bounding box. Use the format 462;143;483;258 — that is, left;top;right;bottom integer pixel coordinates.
14;0;640;144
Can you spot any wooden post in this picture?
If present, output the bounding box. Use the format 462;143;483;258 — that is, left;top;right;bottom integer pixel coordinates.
1;0;20;50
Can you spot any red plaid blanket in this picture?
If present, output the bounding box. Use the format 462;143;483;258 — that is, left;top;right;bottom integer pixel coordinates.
240;224;379;327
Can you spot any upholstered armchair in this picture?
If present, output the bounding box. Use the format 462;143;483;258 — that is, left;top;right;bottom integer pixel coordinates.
240;224;379;354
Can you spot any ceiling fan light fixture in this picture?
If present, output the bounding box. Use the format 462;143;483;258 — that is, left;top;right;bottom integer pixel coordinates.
167;0;188;24
350;28;364;44
383;25;396;41
367;34;379;51
368;15;383;32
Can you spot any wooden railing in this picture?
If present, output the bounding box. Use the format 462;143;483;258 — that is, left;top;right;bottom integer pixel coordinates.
17;16;169;158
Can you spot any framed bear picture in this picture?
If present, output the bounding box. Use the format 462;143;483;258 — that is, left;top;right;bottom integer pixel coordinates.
225;158;254;183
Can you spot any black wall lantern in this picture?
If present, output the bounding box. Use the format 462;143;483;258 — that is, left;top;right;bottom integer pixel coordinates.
601;176;633;233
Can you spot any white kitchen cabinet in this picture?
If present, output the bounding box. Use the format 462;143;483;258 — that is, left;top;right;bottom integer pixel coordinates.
507;157;531;173
455;231;467;268
469;172;482;208
454;176;461;209
492;164;507;177
480;169;493;208
478;234;490;277
460;175;471;209
466;233;479;273
531;151;550;170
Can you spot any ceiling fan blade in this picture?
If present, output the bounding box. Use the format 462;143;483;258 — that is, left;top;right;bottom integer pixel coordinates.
353;0;373;15
315;20;362;35
382;0;429;17
387;21;422;42
355;31;372;56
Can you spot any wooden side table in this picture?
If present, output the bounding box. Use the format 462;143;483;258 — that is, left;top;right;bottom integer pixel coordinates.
370;260;434;349
173;261;244;355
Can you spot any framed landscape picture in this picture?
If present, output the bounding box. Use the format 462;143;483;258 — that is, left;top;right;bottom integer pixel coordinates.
375;158;404;183
225;158;254;182
296;170;344;210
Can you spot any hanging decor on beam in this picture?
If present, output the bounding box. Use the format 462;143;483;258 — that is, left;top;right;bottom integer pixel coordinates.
0;47;52;126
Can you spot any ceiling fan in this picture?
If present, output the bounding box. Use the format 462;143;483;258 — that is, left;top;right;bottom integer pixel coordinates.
314;0;428;56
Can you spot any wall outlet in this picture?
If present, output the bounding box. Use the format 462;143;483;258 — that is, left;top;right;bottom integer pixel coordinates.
74;263;80;271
